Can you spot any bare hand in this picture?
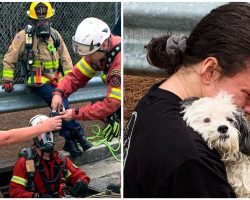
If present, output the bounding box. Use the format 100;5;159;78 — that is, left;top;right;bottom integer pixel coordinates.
51;94;63;111
59;109;73;121
42;116;62;132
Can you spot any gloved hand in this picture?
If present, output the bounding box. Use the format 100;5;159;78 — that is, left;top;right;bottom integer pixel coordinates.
74;180;89;196
37;193;53;198
2;80;14;92
51;89;63;112
102;113;120;142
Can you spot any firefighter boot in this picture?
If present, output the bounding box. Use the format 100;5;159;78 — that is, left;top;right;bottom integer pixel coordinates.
63;131;82;156
63;139;82;156
71;127;93;152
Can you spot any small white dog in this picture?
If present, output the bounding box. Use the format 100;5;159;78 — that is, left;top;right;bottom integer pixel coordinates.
181;92;250;198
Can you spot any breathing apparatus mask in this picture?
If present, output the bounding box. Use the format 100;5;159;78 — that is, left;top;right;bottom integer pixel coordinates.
34;19;51;39
30;115;55;153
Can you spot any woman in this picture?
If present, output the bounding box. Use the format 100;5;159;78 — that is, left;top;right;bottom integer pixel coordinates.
124;2;250;198
0;116;62;146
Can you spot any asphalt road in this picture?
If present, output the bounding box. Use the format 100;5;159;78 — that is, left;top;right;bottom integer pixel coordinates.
82;155;121;192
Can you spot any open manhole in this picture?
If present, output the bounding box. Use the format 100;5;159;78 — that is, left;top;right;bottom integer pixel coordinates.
0;185;120;198
0;171;120;198
0;184;100;198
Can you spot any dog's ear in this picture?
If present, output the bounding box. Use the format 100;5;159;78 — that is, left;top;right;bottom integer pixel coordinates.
234;112;250;156
180;97;200;111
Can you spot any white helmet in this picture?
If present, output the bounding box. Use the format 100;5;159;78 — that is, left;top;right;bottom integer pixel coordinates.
30;115;55;153
72;17;111;56
29;114;49;126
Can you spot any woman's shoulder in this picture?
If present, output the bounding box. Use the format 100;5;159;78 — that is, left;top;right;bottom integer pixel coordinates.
135;83;183;117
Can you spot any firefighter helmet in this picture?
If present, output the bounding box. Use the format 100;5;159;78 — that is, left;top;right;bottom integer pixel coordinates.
72;17;111;56
27;2;55;20
29;115;55;153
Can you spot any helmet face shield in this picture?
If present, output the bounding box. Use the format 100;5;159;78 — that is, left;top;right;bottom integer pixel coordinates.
72;36;101;56
72;18;111;56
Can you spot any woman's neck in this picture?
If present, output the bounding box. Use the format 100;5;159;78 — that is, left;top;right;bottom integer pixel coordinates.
159;67;203;100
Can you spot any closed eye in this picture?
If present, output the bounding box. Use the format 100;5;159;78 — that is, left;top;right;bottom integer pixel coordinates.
226;117;234;123
242;90;250;99
204;118;211;123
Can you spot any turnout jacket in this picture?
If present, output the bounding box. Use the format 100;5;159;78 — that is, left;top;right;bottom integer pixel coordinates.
57;34;121;120
2;29;72;86
9;151;90;198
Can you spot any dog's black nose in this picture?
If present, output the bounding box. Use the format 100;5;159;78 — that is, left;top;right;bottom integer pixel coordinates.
218;125;228;134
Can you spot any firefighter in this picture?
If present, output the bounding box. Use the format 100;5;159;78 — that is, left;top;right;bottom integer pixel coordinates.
9;115;90;198
1;2;92;156
51;17;121;141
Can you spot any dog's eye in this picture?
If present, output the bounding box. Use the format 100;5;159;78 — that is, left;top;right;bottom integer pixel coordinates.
226;117;234;123
203;118;211;123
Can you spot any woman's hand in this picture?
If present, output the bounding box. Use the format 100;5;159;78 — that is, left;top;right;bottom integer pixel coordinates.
41;116;62;132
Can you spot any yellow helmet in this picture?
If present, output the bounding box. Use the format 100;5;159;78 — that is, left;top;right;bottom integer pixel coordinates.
27;2;55;20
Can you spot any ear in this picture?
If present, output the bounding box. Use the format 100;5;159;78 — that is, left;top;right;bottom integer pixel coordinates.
234;112;250;156
200;57;220;84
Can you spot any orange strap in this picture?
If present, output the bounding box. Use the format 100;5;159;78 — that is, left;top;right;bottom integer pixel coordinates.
35;68;42;85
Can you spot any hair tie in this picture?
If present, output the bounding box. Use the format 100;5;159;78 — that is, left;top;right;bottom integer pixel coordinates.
166;34;187;55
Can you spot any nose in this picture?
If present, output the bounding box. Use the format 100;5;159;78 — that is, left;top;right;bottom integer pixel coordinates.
244;106;250;116
217;125;228;134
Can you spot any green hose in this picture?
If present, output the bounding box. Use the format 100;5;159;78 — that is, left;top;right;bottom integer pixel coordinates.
87;125;121;162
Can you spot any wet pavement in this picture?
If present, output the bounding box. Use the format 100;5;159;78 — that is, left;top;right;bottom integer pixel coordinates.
80;155;121;193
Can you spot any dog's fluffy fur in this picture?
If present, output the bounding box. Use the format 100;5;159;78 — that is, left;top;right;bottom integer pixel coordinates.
181;92;250;197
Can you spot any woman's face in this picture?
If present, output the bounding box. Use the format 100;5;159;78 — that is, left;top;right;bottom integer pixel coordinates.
214;67;250;115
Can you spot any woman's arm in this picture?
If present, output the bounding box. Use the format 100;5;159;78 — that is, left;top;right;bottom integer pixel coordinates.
0;116;62;146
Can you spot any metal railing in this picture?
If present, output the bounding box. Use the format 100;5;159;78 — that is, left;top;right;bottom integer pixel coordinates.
123;2;225;77
0;77;106;113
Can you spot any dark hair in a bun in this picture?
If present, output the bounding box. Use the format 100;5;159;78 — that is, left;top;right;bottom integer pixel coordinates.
145;2;250;77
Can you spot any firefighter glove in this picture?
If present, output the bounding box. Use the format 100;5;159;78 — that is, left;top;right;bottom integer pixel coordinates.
74;180;89;196
2;80;14;92
102;113;120;142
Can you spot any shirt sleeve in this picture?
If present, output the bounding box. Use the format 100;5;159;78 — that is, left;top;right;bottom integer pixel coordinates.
171;159;236;198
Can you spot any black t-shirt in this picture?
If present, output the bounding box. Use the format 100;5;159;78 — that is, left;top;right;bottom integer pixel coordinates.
124;82;236;198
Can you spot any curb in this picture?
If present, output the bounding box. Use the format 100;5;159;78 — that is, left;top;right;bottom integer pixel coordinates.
0;139;120;174
64;139;120;166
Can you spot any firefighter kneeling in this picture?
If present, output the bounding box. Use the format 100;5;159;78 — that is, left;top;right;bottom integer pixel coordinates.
9;115;90;198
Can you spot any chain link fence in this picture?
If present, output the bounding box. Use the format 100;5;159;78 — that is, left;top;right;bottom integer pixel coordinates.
0;2;121;83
